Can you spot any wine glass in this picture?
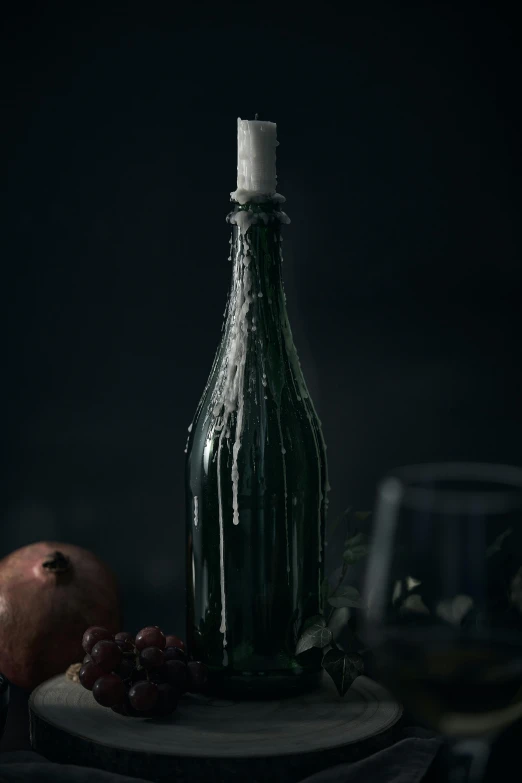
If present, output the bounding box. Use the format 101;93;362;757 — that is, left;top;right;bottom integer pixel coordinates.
360;462;522;782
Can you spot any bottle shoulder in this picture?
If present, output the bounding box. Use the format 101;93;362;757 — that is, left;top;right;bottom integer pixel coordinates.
186;376;325;463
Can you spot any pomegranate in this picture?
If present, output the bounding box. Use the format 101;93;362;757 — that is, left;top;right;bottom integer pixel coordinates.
0;541;121;690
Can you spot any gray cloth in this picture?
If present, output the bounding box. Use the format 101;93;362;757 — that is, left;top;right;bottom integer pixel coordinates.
0;730;442;783
300;729;442;783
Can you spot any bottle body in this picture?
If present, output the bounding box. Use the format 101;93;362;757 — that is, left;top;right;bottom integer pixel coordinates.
185;201;328;697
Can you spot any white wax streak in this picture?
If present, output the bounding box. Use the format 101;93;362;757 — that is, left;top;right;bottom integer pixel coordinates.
231;240;252;525
229;209;258;235
211;218;254;647
233;117;278;197
184;422;193;454
193;496;198;528
211;215;256;534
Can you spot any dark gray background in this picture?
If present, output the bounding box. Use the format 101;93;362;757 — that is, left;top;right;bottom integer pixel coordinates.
3;1;521;636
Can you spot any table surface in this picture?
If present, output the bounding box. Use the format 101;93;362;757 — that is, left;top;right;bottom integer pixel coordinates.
1;683;520;781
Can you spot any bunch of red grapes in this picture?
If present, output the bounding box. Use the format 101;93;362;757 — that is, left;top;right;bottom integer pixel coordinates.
80;625;207;718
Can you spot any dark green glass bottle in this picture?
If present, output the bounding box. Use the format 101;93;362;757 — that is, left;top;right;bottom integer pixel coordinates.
185;192;329;698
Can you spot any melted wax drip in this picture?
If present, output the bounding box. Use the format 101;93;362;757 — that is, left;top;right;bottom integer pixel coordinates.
184;422;192;453
210;211;257;646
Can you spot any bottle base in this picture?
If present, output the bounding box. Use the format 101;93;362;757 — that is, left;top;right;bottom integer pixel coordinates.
202;668;323;700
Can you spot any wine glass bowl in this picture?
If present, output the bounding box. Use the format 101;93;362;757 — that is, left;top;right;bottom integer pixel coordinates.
360;463;522;780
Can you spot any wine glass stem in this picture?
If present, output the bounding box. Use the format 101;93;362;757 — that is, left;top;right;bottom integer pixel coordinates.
447;738;491;783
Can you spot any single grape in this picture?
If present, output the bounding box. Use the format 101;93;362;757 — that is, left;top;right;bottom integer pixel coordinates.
135;626;166;651
79;662;106;690
129;680;159;712
154;683;178;716
83;653;92;665
187;661;208;693
164;660;188;693
92;673;126;708
164;646;186;663
116;657;136;680
140;647;165;670
115;631;134;644
165;635;185;652
91;640;122;672
115;632;134;652
82;626;113;654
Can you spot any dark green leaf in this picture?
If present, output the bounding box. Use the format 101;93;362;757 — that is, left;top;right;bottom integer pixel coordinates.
343;530;370;564
344;531;366;548
343;544;369;564
296;616;332;655
328;585;362;609
435;594;473;626
322;649;365;696
399;594;430;615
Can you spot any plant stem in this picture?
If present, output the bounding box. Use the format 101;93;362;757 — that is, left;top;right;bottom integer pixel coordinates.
326;562;350;625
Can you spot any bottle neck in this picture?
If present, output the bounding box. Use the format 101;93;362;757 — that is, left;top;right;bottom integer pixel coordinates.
226;200;290;333
211;197;314;424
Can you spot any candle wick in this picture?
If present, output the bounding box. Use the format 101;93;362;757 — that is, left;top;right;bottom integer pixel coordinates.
254;113;258;120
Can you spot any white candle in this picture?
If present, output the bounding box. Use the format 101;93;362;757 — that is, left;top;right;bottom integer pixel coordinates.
230;117;279;204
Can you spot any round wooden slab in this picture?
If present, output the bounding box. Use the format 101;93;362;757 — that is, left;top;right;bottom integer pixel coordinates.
30;672;402;783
